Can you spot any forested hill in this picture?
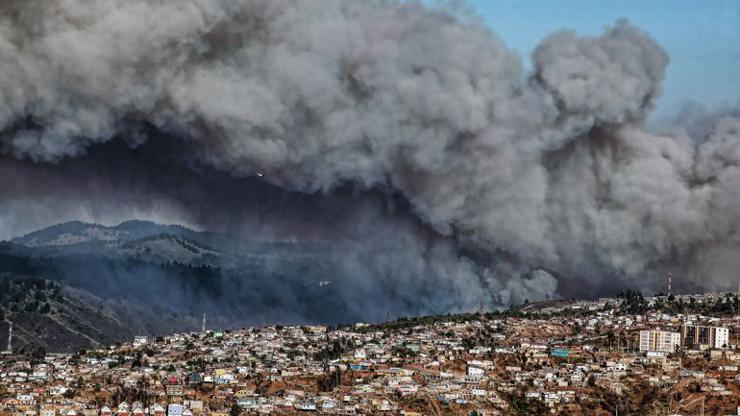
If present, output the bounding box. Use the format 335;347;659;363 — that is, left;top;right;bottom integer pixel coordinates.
0;221;370;353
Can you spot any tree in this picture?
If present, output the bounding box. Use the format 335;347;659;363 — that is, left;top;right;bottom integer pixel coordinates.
620;290;646;314
30;346;46;363
39;303;51;314
229;402;241;416
63;388;75;399
132;351;143;368
318;367;343;392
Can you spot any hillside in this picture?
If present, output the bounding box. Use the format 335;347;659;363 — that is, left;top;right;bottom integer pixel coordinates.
0;276;177;354
0;221;371;352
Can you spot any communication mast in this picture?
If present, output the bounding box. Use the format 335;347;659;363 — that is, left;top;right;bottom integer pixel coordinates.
667;272;672;297
202;313;206;333
5;322;12;354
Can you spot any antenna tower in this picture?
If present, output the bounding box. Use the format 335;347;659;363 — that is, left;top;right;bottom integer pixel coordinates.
6;322;12;353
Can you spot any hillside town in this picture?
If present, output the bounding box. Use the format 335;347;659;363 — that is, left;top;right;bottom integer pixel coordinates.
1;292;740;416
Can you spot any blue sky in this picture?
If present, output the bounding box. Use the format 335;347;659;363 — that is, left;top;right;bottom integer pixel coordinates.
428;0;740;120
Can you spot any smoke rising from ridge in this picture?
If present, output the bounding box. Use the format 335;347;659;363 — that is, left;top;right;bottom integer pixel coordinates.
1;0;739;314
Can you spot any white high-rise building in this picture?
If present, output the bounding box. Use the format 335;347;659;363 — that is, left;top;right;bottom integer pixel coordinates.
639;329;681;353
715;327;729;349
682;325;729;349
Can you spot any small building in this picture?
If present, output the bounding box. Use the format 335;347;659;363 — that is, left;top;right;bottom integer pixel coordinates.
166;404;183;416
133;337;150;348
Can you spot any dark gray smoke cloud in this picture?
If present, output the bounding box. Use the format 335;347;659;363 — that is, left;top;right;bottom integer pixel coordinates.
1;0;739;312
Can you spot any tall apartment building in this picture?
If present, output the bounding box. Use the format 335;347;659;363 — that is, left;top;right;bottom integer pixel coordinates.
681;325;729;349
639;329;681;353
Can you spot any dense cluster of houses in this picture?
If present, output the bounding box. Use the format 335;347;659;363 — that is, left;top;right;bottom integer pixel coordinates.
1;293;740;415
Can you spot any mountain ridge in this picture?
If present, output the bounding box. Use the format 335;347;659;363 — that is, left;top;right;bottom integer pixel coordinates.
10;220;199;248
0;220;360;352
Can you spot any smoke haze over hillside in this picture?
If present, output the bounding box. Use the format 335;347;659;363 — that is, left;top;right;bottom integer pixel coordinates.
1;0;739;315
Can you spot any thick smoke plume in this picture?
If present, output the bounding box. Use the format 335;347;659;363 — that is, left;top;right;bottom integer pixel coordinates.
1;0;739;314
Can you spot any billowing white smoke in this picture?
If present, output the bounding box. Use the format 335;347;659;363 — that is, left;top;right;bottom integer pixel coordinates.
1;0;738;304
